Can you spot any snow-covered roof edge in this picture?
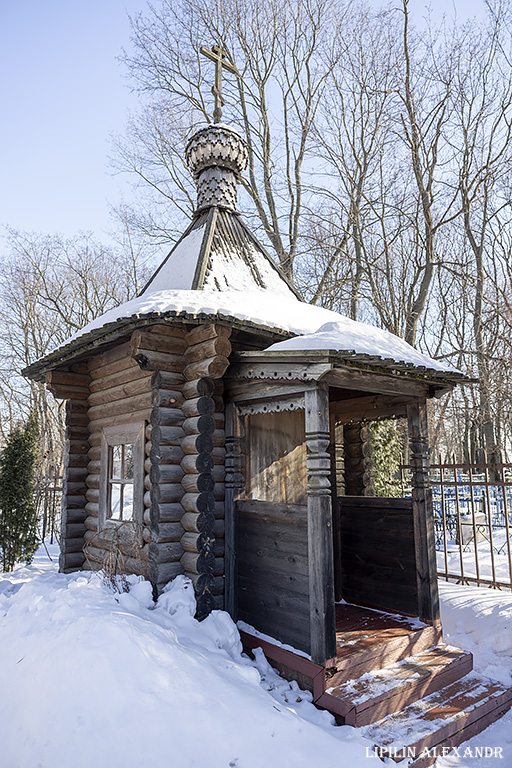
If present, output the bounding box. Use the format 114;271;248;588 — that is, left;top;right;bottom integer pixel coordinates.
23;289;469;386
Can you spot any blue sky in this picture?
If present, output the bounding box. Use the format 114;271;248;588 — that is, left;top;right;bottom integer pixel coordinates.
0;0;488;246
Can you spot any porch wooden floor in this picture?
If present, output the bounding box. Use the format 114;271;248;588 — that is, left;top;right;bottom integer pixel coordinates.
241;601;512;767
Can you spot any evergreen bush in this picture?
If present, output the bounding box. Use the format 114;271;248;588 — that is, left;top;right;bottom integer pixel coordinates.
370;419;407;497
0;413;39;572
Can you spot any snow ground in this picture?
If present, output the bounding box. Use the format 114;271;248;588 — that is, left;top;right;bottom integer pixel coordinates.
0;546;511;767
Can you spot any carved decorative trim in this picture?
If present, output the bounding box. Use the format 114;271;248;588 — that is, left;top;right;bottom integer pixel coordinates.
230;363;332;382
237;395;305;416
305;430;331;497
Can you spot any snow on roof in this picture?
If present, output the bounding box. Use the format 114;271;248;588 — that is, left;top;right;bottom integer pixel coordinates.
265;320;457;373
60;288;456;374
140;209;298;299
141;223;206;293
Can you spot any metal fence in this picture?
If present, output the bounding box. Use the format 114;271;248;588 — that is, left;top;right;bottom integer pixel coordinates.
35;474;62;544
400;462;512;592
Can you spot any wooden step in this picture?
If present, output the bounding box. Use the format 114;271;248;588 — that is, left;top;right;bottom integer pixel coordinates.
318;645;473;725
329;623;442;688
359;672;512;767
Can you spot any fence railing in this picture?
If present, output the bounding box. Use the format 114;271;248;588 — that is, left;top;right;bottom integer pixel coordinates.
400;462;512;592
35;475;62;544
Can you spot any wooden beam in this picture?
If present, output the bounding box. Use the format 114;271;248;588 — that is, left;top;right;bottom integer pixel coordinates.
323;368;430;398
224;402;245;619
407;400;441;625
330;394;415;423
305;384;336;665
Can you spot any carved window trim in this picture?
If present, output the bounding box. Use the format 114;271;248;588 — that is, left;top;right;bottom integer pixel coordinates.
99;422;145;530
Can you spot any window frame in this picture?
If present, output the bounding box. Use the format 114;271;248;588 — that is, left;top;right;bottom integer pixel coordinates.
99;422;145;530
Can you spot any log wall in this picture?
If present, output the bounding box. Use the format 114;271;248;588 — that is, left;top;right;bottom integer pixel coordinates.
84;340;153;572
339;496;418;616
236;499;310;654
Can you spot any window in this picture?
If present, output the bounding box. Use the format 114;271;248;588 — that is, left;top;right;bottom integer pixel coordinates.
99;422;145;529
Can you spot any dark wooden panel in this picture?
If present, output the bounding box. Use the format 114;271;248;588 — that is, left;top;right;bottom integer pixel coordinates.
339;497;418;617
236;499;310;653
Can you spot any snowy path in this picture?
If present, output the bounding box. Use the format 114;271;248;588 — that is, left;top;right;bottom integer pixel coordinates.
0;547;511;767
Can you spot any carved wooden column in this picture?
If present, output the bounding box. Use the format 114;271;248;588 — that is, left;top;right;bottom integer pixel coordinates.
407;400;440;625
305;383;336;665
224;401;245;619
343;421;374;496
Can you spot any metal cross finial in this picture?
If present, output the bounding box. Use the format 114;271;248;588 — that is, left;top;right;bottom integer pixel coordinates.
200;44;238;123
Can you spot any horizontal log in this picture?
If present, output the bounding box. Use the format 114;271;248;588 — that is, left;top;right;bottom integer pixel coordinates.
87;341;132;372
214;413;225;428
181;492;215;515
63;481;86;495
181;510;215;534
148;444;184;464
149;425;185;446
212;429;225;447
150;407;184;428
131;348;185;373
85;515;98;531
88;376;151;407
61;552;86;570
181;433;214;455
61;507;87;523
88;391;152;422
88;408;152;432
180;453;214;475
152;561;183;584
185;323;231;346
181;550;215;575
67;454;89;469
61;536;85;554
151;389;184;409
89;364;149;393
212;446;225;464
85;475;100;490
213;466;224;482
184;336;232;363
86;488;99;503
151;521;184;542
66;494;88;508
214;502;225;519
87;460;101;475
89;354;141;383
145;322;187;338
66;399;89;414
47;370;91;388
150;370;185;390
68;439;90;455
182;415;215;436
182;378;215;399
47;381;89;400
213;519;224;537
213;483;224;501
65;522;86;538
85;544;150;577
142;526;151;544
85;501;99;517
149;502;184;523
189;572;224;596
150;463;184;484
213;395;225;413
182;473;215;494
181;396;215;418
131;329;187;354
84;530;96;544
150;484;183;504
149;541;183;564
184;356;230;381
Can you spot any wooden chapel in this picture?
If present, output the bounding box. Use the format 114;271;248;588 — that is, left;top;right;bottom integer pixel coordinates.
24;80;512;758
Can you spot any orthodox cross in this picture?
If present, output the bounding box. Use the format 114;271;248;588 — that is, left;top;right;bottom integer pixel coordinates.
200;44;239;123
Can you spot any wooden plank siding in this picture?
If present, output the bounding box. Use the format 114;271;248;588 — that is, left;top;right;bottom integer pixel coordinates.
339;497;418;617
236;499;310;654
